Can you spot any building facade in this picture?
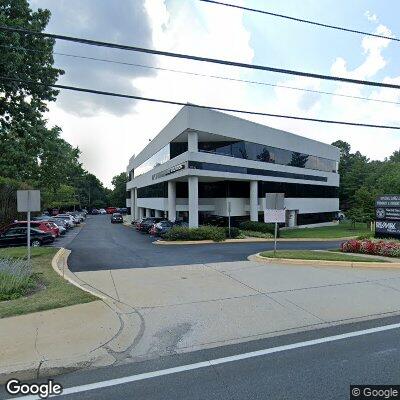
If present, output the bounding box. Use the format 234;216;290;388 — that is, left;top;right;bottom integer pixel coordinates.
126;106;340;228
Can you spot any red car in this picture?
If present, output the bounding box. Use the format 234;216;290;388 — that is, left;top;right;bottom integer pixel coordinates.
106;207;118;214
5;221;60;238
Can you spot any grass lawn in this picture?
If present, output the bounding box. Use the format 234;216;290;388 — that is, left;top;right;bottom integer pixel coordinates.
0;247;96;318
279;221;372;239
259;249;385;262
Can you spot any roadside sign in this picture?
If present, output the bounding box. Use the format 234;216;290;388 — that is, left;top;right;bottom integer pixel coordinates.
265;193;285;210
17;190;41;212
264;209;286;223
264;193;285;256
375;195;400;238
17;190;41;263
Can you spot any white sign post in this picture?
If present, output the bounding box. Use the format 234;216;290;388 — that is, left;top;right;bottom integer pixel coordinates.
17;190;41;263
264;193;285;257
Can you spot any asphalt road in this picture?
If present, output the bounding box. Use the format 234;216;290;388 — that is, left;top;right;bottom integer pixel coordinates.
3;316;399;400
67;215;344;272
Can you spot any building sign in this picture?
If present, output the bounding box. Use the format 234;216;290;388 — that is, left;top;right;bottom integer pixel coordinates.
375;195;400;238
152;163;186;180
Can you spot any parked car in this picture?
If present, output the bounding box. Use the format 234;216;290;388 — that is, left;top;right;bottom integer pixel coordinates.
32;216;68;234
99;208;107;215
4;221;60;238
67;211;85;223
111;213;123;223
117;207;128;214
53;214;75;228
137;217;167;233
106;207;118;214
149;220;173;236
91;208;99;215
0;227;54;248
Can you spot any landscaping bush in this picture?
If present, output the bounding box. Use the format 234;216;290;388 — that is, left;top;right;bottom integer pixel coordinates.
164;225;226;242
224;227;241;238
0;256;34;301
241;230;274;239
238;221;275;234
356;234;374;240
341;239;400;258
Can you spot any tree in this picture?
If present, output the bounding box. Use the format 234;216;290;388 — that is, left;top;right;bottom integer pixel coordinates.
110;173;128;207
0;0;63;129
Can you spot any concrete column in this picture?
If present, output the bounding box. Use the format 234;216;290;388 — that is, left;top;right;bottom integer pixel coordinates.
138;207;144;219
188;176;199;228
168;181;176;222
145;208;151;218
250;180;258;222
188;130;198;152
130;189;135;220
155;210;162;217
134;188;138;221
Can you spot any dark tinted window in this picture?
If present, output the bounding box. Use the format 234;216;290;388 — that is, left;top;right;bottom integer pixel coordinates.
198;140;336;173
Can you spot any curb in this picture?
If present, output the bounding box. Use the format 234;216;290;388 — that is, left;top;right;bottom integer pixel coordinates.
0;249;141;384
154;237;353;245
249;252;400;269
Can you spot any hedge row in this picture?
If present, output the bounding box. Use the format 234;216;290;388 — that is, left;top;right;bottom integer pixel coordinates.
238;221;275;234
164;226;226;242
341;239;400;258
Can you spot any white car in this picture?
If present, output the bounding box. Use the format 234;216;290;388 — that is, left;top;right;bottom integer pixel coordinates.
99;209;107;215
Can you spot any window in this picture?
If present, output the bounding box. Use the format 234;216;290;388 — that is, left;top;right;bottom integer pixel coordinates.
198;139;337;173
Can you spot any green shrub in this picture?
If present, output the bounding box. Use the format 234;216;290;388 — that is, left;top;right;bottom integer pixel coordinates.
356;234;374;240
164;225;226;242
238;221;275;234
0;257;35;301
224;227;241;238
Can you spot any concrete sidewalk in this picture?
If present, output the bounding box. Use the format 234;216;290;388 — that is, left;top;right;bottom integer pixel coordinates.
73;258;400;361
2;251;400;382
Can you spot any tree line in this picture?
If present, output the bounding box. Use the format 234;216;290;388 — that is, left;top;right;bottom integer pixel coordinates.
0;0;127;225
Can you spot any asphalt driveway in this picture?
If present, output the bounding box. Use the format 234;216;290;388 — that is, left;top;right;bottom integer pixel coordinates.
67;215;343;272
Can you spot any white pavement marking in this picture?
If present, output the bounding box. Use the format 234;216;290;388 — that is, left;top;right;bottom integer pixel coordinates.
7;322;400;399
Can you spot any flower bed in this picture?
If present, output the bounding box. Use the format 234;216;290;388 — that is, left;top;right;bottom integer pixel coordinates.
341;239;400;258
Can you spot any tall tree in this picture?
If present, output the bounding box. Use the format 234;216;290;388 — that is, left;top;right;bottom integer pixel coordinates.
110;173;128;207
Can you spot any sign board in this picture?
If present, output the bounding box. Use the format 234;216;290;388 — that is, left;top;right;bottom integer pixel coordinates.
375;195;400;238
376;220;400;237
376;195;400;208
17;190;41;212
265;193;285;210
264;209;286;223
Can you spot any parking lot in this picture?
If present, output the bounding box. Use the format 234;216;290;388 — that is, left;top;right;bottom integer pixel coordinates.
66;215;344;272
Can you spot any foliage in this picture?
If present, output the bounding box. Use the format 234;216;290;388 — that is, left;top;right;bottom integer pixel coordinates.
224;226;241;238
0;247;95;318
110;172;128;207
0;256;34;301
332;140;400;213
0;176;31;227
238;221;275;234
164;226;226;242
341;239;400;258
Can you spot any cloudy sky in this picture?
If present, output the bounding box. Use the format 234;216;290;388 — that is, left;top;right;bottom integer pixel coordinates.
29;0;400;187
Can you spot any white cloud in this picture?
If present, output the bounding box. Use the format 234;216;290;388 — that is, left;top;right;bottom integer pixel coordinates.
43;0;254;186
365;10;378;23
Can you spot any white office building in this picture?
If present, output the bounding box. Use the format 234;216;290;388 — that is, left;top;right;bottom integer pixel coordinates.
126;106;340;228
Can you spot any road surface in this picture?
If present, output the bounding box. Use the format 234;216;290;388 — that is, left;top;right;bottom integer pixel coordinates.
67;215;343;272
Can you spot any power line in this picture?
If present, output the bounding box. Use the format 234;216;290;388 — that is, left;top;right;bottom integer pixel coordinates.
1;25;400;90
1;76;399;130
2;43;400;107
200;0;398;42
